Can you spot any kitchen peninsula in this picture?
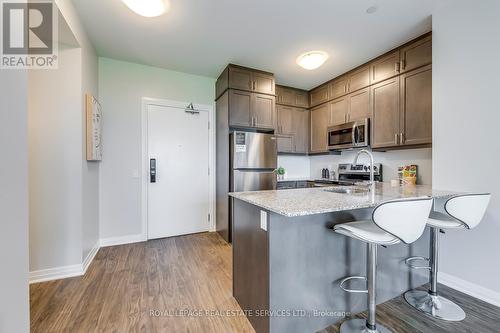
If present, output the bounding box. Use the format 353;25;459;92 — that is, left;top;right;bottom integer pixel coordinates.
229;183;458;333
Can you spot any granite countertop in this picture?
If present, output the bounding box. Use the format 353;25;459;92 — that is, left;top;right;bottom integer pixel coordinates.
229;183;459;217
276;178;313;183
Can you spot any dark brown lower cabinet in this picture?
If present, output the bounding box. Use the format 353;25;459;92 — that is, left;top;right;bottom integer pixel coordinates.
371;65;432;149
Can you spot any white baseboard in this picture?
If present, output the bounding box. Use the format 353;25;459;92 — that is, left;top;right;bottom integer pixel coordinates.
30;264;84;284
82;241;100;274
439;272;500;307
99;233;147;247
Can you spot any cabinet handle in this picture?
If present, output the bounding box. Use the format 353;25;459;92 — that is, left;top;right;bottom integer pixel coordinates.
253;81;256;90
400;133;405;144
395;62;400;73
395;133;399;145
248;81;252;90
400;60;405;71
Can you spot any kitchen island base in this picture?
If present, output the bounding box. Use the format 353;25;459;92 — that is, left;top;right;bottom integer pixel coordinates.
232;199;430;333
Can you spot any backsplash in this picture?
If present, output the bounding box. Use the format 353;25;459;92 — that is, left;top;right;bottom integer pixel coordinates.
310;148;432;185
278;148;432;185
277;155;311;179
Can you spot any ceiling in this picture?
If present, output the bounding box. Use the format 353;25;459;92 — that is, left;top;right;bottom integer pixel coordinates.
72;0;449;90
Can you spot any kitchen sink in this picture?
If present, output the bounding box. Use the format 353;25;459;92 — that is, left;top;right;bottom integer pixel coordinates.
323;186;370;195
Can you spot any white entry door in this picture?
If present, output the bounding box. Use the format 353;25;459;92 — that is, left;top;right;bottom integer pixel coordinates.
147;103;210;240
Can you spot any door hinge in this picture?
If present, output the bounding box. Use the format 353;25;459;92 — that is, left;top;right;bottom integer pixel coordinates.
208;121;210;130
208;214;211;222
208;167;210;175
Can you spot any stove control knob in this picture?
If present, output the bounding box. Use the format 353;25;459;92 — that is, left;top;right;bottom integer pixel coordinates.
364;166;368;171
373;166;378;171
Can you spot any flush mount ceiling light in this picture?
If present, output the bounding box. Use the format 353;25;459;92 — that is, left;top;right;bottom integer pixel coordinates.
121;0;170;17
296;51;329;70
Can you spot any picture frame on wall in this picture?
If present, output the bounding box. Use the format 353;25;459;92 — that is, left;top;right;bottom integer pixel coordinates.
86;94;102;161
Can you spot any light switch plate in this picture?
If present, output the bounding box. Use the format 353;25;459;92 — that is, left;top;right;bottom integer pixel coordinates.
260;210;268;231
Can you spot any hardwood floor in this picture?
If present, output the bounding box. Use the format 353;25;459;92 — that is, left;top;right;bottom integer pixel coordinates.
31;232;500;333
319;283;500;333
30;232;254;333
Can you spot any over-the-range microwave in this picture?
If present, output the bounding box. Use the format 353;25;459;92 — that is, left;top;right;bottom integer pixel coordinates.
327;118;369;150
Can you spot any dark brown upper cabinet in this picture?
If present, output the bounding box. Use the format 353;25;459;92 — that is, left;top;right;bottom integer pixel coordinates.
253;94;276;130
329;77;348;100
400;65;432;146
329;87;370;126
310;84;329;108
253;72;275;95
400;35;432;73
228;90;275;130
216;65;275;99
371;77;401;149
293;109;309;153
310;103;330;153
370;50;401;85
371;65;432;149
329;97;348;126
277;106;309;154
347;65;371;93
348;87;371;123
276;85;309;108
276;105;295;135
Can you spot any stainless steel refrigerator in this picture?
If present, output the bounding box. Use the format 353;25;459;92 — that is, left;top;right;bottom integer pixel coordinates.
231;131;277;193
216;131;277;243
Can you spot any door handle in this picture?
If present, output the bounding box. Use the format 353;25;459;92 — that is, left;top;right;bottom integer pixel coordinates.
150;158;157;183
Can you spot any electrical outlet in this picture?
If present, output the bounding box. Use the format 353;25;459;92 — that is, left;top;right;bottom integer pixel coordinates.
260;210;268;231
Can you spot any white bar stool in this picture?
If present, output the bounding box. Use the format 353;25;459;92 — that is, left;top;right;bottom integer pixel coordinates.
404;193;491;321
334;197;434;333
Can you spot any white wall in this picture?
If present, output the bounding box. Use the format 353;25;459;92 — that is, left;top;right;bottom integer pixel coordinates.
29;45;83;269
0;71;30;332
55;0;100;263
99;58;215;239
432;0;500;298
309;148;432;184
277;155;310;179
29;0;99;274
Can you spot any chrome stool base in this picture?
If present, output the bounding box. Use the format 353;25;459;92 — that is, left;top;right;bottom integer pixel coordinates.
404;290;465;322
340;319;392;333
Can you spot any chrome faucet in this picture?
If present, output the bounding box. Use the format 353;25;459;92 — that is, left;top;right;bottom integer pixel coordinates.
353;149;375;187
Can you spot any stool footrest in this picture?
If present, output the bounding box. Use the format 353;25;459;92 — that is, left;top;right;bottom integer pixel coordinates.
405;256;430;270
339;276;368;293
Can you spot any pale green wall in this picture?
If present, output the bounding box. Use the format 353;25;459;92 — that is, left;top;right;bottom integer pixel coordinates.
98;57;216;239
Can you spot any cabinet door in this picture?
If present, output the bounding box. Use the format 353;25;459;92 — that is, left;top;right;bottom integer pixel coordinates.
310;104;330;153
253;72;275;95
329;77;348;100
310;85;329;107
229;67;253;91
329;97;348;126
347;65;370;93
400;35;432;73
371;77;400;148
293;108;309;153
276;135;294;153
370;51;401;84
253;93;276;130
348;87;370;123
295;91;309;108
277;105;294;135
278;87;295;105
229;90;253;127
400;65;432;146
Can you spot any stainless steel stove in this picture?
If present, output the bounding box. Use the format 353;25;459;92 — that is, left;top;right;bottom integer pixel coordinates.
337;163;383;185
